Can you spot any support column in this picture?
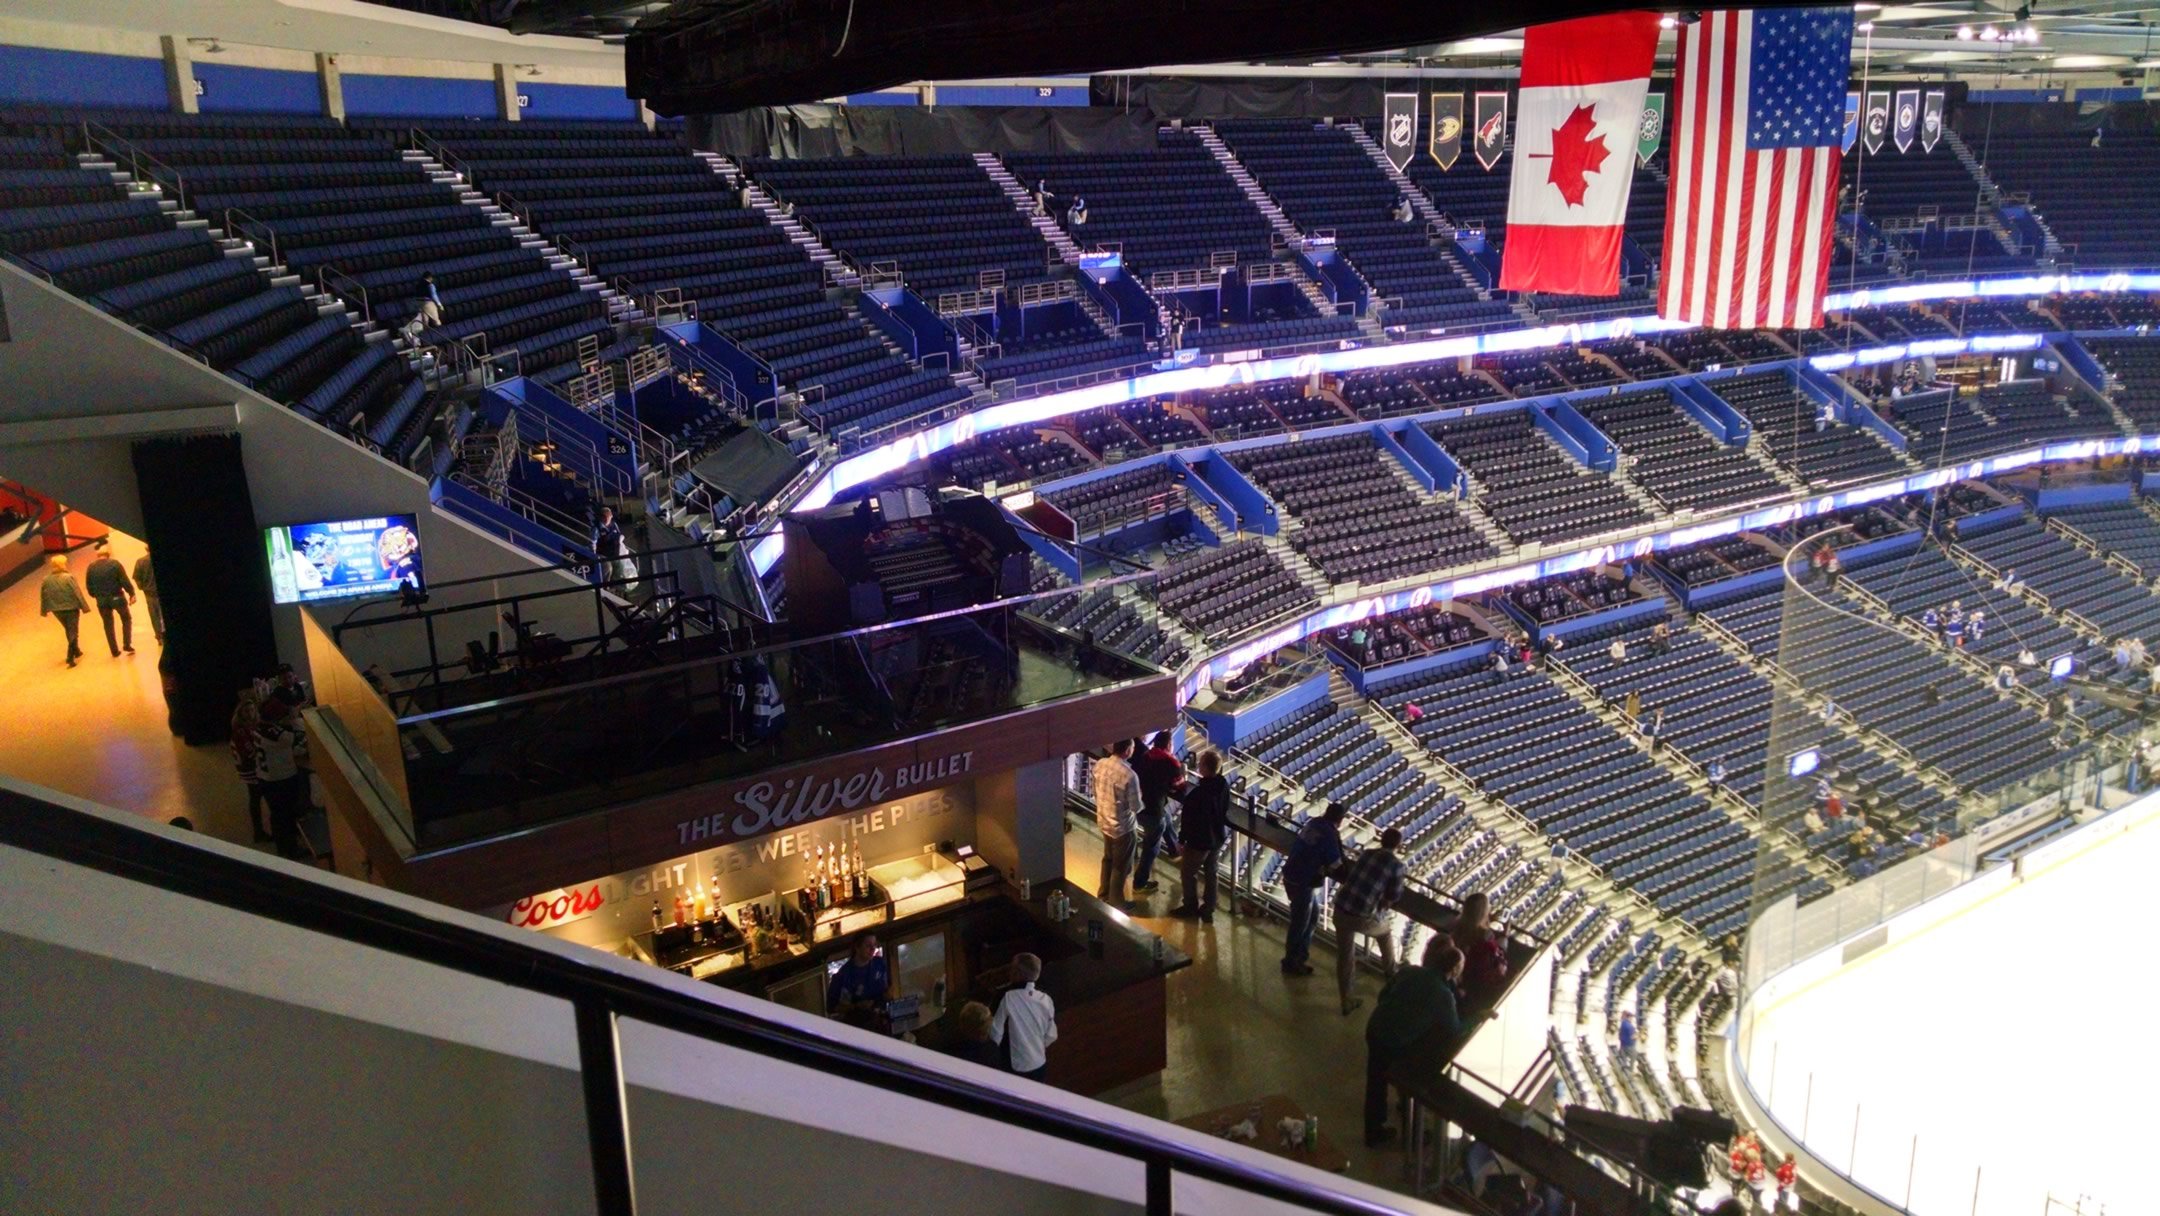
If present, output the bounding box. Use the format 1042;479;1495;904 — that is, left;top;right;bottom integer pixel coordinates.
317;53;345;122
494;64;522;121
974;759;1068;886
161;36;198;115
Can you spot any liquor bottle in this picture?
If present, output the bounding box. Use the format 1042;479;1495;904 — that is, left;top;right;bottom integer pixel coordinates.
650;901;663;931
813;844;825;886
854;851;867;901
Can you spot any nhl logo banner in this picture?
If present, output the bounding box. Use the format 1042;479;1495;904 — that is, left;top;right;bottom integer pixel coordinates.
1843;92;1861;153
1430;92;1464;170
1921;90;1946;153
1473;91;1509;170
1893;88;1920;153
1863;89;1890;154
1636;91;1665;166
1383;92;1419;171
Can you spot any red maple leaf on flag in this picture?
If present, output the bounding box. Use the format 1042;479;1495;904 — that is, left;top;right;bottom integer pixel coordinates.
1527;103;1611;207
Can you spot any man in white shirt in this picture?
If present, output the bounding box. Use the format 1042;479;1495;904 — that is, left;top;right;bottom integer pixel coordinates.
1093;740;1141;906
990;952;1058;1081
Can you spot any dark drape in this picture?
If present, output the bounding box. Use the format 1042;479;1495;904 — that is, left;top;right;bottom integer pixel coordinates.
1952;98;2157;138
131;433;279;745
688;103;1166;159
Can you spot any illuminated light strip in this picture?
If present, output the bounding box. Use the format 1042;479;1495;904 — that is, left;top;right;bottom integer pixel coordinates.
1174;434;2160;704
747;277;2160;576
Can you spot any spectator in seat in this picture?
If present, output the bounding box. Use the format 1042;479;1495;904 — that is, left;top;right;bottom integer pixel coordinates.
1281;802;1347;977
2019;645;2039;668
1093;740;1141;906
1994;664;2017;692
1649;621;1672;654
1363;940;1464;1147
1451;891;1509;1009
1994;566;2020;593
1169;750;1230;922
1131;731;1186;895
1392;195;1415;224
398;271;444;347
1707;756;1728;791
1333;826;1407;1016
36;555;89;668
1402;701;1424;724
1609;635;1628;664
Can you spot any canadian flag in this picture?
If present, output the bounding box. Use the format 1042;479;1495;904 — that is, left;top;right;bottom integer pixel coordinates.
1497;12;1663;297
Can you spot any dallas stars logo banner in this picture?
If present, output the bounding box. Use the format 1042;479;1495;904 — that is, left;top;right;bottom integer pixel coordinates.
1382;92;1419;171
1497;11;1661;297
1636;91;1666;166
1430;92;1464;170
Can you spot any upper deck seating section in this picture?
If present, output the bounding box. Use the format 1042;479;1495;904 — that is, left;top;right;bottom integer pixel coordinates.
1577;386;1786;512
1006;130;1274;280
1424;409;1652;544
2046;500;2160;580
2077;336;2160;430
1706;370;1909;487
1340;366;1506;419
745;154;1053;294
1228;433;1495;586
1156;539;1316;640
1955;514;2160;649
1979;128;2160;269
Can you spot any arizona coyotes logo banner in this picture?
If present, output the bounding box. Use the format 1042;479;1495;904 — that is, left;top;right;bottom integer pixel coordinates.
1893;88;1920;153
1473;91;1509;170
1863;89;1890;154
1921;90;1945;153
1429;92;1464;170
1382;92;1419;171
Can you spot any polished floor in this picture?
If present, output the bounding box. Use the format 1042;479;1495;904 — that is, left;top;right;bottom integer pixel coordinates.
0;532;256;844
1062;827;1437;1199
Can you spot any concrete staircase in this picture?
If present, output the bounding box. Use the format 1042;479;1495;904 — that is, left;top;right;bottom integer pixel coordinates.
692;150;741;190
739;179;863;289
1192;126;1305;249
974;151;1084;265
399;147;641;327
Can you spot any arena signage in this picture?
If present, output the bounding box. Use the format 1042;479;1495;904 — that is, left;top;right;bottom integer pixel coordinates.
676;748;976;846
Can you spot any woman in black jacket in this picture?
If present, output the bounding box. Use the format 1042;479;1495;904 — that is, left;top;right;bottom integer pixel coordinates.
1168;750;1231;922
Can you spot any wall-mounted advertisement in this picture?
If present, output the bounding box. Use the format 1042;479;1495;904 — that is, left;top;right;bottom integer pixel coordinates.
265;514;424;605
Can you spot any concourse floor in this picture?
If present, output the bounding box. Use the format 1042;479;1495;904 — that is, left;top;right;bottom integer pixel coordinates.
0;532;255;845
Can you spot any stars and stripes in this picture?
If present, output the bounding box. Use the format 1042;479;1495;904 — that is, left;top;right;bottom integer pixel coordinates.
1658;7;1856;330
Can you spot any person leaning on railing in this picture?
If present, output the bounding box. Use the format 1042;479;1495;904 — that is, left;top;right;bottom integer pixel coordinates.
1362;939;1464;1148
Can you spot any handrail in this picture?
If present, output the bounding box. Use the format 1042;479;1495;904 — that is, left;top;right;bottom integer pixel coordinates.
0;791;1414;1216
318;265;370;324
223;206;279;267
80;120;187;209
408;126;471;183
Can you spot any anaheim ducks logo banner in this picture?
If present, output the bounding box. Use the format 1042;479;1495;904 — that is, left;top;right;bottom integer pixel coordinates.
1430;92;1464;170
1474;91;1509;170
1383;92;1419;171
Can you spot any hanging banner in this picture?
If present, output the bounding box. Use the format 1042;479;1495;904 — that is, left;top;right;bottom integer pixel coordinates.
1382;92;1419;171
1429;92;1464;170
1921;90;1946;153
1635;91;1666;166
1843;91;1861;153
1473;91;1509;170
1893;88;1920;153
1863;89;1890;154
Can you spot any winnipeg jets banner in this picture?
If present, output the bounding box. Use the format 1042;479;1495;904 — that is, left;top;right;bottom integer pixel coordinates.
1893;88;1920;153
1921;90;1946;153
1430;92;1464;170
1382;92;1419;171
1636;91;1665;166
1473;91;1509;170
1843;92;1861;153
1863;89;1890;154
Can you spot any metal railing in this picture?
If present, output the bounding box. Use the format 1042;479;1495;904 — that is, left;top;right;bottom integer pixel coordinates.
80;120;187;209
222;206;280;267
318;265;370;324
407;126;472;183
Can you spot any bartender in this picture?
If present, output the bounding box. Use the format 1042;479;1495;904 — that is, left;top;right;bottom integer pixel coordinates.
827;933;890;1029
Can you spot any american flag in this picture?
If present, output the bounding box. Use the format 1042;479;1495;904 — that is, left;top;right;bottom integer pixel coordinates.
1658;8;1855;329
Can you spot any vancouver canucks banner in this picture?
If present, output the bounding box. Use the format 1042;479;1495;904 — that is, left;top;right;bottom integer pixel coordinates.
1863;89;1890;154
1636;91;1665;166
1921;90;1946;153
1473;90;1509;170
1843;91;1861;153
1893;87;1920;153
1429;92;1464;170
1382;92;1419;171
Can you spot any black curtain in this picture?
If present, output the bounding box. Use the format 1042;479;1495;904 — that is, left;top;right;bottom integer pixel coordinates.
131;433;279;745
1951;97;2157;137
689;103;1164;159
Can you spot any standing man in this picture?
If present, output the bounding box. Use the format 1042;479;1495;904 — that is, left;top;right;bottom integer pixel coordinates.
83;542;136;657
399;271;444;347
1617;1009;1638;1067
1131;731;1185;895
990;952;1058;1081
254;696;311;860
592;505;637;591
37;555;90;668
133;547;163;645
1169;750;1230;922
1333;826;1407;1016
1281;801;1347;977
1363;940;1465;1147
1093;740;1141;906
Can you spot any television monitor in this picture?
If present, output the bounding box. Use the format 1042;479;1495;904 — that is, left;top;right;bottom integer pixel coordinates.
2049;653;2076;680
1787;748;1822;779
265;514;424;605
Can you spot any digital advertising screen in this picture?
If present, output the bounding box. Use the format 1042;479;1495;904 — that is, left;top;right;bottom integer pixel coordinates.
265;514;424;605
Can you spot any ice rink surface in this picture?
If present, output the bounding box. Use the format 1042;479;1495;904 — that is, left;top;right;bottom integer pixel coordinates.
1744;811;2159;1215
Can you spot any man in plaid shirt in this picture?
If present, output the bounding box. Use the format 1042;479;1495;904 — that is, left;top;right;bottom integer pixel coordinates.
1333;827;1406;1016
